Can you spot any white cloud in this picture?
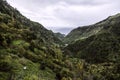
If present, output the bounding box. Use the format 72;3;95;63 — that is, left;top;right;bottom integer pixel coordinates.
7;0;120;34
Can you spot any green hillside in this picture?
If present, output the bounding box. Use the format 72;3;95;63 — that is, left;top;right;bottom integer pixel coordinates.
1;0;120;80
65;13;120;62
54;32;65;41
0;0;71;80
64;13;120;80
64;14;120;44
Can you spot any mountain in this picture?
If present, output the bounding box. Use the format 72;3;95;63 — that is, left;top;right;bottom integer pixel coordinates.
64;14;120;44
0;0;71;80
65;13;120;63
1;0;120;80
1;1;96;80
0;0;62;45
54;32;65;41
63;13;120;79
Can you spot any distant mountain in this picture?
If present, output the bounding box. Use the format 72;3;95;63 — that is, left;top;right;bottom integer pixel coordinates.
65;13;120;63
54;32;65;40
64;14;120;44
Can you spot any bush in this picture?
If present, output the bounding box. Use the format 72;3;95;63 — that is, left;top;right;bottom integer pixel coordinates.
0;60;12;72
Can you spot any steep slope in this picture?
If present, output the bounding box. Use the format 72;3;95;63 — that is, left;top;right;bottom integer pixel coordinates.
0;0;71;80
65;13;120;63
0;0;62;45
1;1;97;80
64;14;120;44
54;32;65;41
63;13;120;80
1;0;120;80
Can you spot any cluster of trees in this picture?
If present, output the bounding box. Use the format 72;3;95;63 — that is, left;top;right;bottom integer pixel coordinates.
1;0;120;80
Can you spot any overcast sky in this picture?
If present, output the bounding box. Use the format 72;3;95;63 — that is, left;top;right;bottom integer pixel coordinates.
7;0;120;34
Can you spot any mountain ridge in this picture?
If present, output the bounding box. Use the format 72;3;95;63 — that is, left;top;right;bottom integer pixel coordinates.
64;13;120;44
65;13;120;63
1;0;120;80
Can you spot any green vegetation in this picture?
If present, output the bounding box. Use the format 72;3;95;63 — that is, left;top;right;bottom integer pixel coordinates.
63;13;120;44
64;13;120;79
54;32;65;41
1;0;120;80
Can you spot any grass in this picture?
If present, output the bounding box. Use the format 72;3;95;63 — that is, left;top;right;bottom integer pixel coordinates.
12;40;30;47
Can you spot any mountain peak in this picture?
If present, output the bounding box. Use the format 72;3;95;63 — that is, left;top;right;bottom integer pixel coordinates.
64;13;120;44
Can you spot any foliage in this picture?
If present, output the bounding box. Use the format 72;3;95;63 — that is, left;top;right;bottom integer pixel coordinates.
1;0;120;80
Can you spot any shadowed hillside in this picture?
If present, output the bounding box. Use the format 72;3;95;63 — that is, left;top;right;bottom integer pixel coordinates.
64;14;120;44
1;0;120;80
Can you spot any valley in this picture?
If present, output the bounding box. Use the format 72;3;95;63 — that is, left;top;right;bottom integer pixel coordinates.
0;0;120;80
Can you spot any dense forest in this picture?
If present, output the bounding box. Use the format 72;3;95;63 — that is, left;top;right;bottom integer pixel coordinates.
0;0;120;80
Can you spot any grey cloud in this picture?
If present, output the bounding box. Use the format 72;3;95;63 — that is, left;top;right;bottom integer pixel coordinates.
49;27;74;35
31;0;110;6
7;0;120;34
